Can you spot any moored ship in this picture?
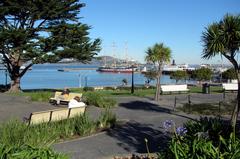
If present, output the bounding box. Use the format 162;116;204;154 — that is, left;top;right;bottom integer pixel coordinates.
97;66;136;73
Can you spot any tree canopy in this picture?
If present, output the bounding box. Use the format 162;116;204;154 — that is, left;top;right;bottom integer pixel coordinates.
0;0;101;91
170;70;188;83
143;69;158;85
201;14;240;131
192;67;212;81
222;68;237;80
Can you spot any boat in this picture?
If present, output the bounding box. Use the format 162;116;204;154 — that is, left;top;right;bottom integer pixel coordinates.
97;66;136;73
142;61;196;75
163;64;195;71
97;42;139;73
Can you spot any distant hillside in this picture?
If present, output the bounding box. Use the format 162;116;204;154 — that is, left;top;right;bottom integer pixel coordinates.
57;56;139;65
95;56;140;65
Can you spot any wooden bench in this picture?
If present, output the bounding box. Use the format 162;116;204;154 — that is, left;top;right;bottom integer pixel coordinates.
27;107;86;125
49;92;82;105
94;86;104;90
222;83;238;92
160;84;189;94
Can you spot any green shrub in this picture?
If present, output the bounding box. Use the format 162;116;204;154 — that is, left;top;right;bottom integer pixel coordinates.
0;113;116;147
27;91;53;102
0;113;117;159
179;101;235;115
222;68;237;80
191;67;213;81
73;114;96;136
83;87;94;92
25;122;60;147
163;132;240;159
55;118;75;138
7;91;53;102
104;86;116;90
0;144;68;159
83;92;117;108
97;109;116;129
148;85;156;89
117;86;131;90
170;70;189;83
184;117;232;146
158;117;239;159
0;119;27;146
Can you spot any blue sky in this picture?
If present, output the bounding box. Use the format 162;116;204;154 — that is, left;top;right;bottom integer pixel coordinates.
80;0;240;64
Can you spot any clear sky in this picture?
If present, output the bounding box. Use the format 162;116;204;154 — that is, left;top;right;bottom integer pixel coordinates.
80;0;240;64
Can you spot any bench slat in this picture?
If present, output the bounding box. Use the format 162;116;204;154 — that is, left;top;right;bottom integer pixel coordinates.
29;111;51;125
161;84;189;92
222;83;238;91
28;106;86;125
69;107;86;118
51;108;69;122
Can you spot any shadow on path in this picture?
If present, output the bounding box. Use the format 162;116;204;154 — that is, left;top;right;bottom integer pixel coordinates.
119;101;171;113
119;100;197;121
107;121;170;153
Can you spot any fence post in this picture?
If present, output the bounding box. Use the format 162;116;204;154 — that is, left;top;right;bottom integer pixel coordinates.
173;96;177;111
188;95;191;113
218;101;221;118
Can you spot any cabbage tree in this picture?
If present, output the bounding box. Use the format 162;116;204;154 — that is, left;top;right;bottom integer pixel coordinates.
202;14;240;132
145;43;171;101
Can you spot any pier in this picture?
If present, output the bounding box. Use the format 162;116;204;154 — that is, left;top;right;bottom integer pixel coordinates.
58;68;97;72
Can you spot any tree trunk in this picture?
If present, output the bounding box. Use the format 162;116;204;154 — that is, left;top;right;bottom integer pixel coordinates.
8;76;22;93
155;64;162;101
231;71;240;134
5;61;32;93
6;64;24;93
155;74;161;101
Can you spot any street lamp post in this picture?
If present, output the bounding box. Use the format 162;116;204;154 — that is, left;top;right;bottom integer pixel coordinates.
131;65;134;94
85;76;88;87
5;69;7;88
78;74;81;88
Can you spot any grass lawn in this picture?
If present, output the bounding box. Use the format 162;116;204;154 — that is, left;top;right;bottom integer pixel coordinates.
189;86;223;93
7;85;224;102
178;100;235;115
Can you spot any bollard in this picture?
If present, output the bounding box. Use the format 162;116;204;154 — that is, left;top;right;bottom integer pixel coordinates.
223;91;225;100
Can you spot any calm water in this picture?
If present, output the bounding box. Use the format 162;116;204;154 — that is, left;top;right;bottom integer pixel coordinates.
0;64;193;89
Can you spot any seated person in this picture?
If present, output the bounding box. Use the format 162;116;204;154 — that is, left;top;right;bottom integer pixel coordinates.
68;96;86;108
56;88;70;105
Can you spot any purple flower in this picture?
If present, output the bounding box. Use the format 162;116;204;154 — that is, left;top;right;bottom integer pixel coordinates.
163;120;174;130
176;126;187;136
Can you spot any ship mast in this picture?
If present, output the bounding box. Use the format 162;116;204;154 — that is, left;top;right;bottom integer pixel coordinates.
102;47;107;66
112;42;116;68
125;41;128;67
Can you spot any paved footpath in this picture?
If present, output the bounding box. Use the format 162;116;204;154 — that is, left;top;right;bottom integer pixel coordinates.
0;93;236;159
0;93;53;122
54;94;236;159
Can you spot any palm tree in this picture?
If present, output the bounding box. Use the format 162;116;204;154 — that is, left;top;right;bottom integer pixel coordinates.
202;14;240;133
145;43;171;101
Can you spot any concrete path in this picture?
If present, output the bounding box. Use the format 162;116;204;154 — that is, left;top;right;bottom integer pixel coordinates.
0;93;237;159
0;93;54;122
54;94;234;159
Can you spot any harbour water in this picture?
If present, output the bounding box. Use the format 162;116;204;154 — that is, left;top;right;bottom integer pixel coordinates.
0;64;194;89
